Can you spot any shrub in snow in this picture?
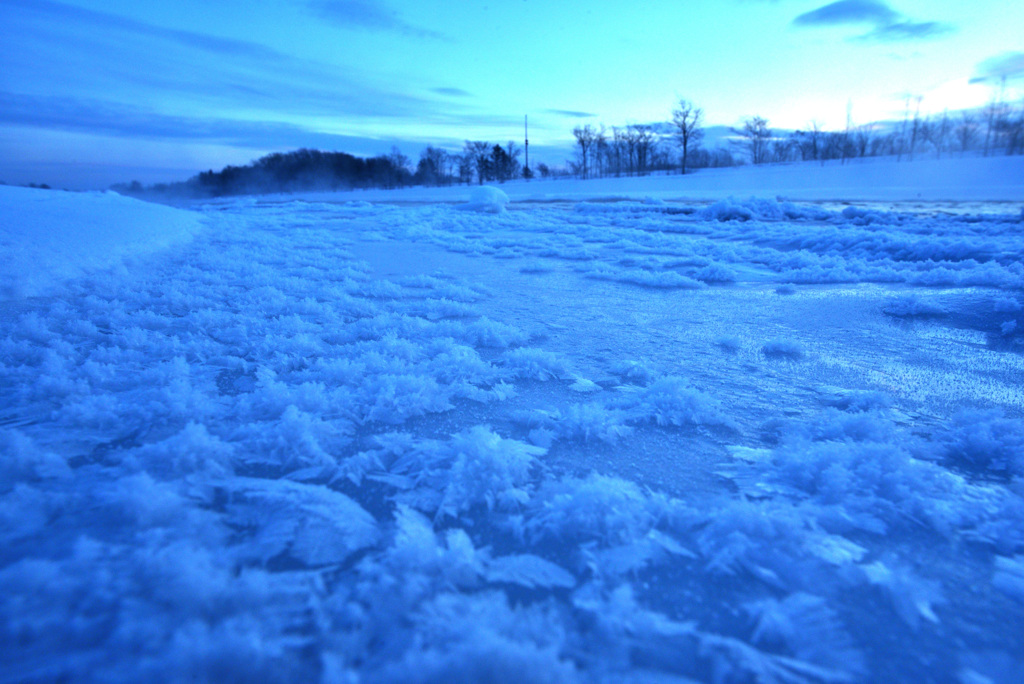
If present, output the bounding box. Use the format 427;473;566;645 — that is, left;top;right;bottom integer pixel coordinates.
460;186;510;214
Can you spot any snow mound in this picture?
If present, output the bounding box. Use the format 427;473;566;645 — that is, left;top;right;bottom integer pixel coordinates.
461;186;510;213
0;186;203;300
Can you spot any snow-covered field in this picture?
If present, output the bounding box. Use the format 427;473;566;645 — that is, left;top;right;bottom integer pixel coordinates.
3;158;1024;682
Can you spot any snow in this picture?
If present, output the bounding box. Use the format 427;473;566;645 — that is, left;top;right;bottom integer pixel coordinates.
0;185;203;300
2;156;1024;682
461;185;510;213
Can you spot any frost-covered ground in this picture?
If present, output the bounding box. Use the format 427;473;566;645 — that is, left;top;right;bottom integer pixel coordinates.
3;162;1024;683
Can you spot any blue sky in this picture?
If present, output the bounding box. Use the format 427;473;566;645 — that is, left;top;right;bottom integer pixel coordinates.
1;0;1021;189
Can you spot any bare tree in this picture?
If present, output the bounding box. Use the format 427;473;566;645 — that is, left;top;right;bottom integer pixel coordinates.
1005;98;1024;155
983;77;1007;156
417;146;449;186
907;96;923;161
841;100;853;165
897;94;912;162
606;127;618;177
387;146;410;188
622;126;639;176
808;120;822;161
489;142;521;182
594;125;608;178
464;141;491;185
933;110;951;159
671;99;704;175
631;124;657;175
956;113;978;155
454;153;473;185
735;116;771;164
572;125;597;179
772;138;796;163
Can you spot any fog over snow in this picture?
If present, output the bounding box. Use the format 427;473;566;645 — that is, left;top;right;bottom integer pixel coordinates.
3;156;1024;682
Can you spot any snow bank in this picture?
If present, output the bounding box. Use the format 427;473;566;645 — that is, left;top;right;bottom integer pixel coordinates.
459;185;509;213
0;186;202;299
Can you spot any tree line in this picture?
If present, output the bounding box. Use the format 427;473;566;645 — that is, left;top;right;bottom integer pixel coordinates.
569;91;1024;180
114;88;1023;197
116;140;538;197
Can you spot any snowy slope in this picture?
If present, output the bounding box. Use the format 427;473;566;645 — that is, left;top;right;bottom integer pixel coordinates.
3;176;1024;682
0;185;203;300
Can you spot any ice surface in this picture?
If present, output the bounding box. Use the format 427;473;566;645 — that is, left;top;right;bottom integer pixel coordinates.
3;161;1024;681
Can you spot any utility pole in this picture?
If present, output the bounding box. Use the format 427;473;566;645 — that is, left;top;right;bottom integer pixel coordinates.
524;115;530;180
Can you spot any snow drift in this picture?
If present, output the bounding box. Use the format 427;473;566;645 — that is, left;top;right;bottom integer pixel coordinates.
0;185;202;300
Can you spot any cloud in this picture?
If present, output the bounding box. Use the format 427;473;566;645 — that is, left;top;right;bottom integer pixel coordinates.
309;1;448;40
432;87;472;98
545;109;598;118
970;52;1024;84
792;0;953;43
0;92;336;149
856;20;953;42
0;91;524;153
4;0;283;61
0;0;434;122
793;0;897;26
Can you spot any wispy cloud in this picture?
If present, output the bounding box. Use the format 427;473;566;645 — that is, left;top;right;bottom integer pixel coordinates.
792;0;897;26
855;20;952;42
545;109;598;118
432;87;472;98
0;92;500;163
0;0;432;121
4;0;283;61
970;52;1024;84
792;0;952;43
309;1;448;40
0;92;339;148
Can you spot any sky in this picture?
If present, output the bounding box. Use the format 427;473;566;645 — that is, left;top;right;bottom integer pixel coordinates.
1;0;1022;189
